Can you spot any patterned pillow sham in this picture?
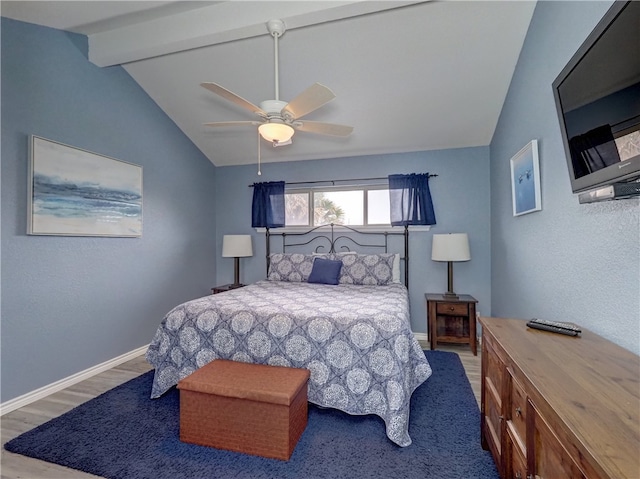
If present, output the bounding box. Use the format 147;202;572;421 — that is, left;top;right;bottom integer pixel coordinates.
333;252;400;284
333;253;396;286
267;253;329;282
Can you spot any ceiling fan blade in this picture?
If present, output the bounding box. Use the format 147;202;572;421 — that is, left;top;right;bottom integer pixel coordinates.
282;83;336;121
201;83;266;118
293;120;353;137
204;121;262;128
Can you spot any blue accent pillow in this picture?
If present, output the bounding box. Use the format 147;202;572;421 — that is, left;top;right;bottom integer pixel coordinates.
307;258;343;285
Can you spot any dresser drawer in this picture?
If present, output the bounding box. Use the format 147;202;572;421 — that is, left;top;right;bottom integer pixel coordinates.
508;368;527;446
532;403;587;479
507;424;527;479
485;340;504;396
436;302;469;316
485;388;503;457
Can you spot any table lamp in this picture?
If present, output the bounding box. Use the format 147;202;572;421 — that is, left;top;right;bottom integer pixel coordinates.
222;235;253;286
431;233;470;299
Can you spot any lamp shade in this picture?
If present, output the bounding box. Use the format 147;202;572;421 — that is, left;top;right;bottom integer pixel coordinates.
431;233;471;262
222;235;253;258
258;123;295;143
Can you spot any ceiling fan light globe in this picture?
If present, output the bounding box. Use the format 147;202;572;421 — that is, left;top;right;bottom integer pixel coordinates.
258;123;295;143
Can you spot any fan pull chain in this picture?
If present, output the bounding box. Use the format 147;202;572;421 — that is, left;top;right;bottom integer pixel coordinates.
257;129;262;175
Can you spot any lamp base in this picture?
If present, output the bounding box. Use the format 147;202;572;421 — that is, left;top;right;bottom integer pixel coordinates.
444;261;459;299
233;257;241;286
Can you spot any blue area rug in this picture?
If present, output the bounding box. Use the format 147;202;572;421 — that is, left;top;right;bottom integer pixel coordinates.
4;351;498;479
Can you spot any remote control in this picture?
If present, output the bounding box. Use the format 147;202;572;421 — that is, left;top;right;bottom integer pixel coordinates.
527;319;581;336
529;318;582;333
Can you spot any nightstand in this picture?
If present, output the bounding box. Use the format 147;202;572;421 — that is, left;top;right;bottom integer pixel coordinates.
425;293;478;355
211;284;245;294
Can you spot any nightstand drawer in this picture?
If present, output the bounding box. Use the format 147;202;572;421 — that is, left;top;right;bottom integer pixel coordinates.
436;302;469;316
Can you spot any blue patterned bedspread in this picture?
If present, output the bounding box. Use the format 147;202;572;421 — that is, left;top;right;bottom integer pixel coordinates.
145;280;432;446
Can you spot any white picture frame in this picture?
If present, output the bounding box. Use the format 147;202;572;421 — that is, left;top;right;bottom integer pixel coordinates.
510;140;541;217
28;135;143;237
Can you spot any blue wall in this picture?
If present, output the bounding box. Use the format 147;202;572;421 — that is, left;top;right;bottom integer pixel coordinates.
490;1;639;354
1;18;218;402
215;148;492;334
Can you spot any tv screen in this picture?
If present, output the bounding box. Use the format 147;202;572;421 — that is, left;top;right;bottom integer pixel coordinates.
552;0;640;194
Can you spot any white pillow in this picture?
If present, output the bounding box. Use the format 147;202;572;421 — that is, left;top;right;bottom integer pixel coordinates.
392;253;400;283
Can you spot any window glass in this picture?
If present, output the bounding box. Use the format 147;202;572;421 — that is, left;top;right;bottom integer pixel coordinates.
285;192;309;226
367;189;390;225
314;191;363;226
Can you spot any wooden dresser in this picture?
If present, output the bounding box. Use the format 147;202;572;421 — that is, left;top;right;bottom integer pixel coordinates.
479;317;640;479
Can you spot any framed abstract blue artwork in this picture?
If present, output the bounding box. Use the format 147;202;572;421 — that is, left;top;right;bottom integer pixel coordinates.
510;140;541;217
28;136;143;237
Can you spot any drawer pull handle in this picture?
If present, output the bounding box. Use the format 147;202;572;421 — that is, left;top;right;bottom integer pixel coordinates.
515;473;522;479
515;407;522;417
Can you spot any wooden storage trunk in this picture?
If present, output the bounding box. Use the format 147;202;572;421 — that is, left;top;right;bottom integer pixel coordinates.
177;359;310;461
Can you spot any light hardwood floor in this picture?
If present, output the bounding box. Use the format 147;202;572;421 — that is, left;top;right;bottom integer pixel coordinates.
1;344;480;479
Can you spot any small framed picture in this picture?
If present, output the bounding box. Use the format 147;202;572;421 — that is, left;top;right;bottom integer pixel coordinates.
510;140;541;216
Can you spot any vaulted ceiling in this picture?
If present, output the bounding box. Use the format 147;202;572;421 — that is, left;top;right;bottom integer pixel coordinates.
2;1;537;167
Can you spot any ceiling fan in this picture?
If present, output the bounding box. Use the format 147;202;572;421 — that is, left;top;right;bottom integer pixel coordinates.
201;19;353;147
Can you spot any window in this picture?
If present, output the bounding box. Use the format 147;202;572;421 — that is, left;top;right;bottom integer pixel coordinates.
284;186;390;227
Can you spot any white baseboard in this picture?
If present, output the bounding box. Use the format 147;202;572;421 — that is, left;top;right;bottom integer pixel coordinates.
413;332;428;342
0;345;148;416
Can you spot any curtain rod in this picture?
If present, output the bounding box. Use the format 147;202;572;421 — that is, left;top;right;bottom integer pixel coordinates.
248;173;438;187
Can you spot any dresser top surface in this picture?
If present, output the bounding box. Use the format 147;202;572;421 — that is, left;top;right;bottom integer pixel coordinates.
480;316;640;479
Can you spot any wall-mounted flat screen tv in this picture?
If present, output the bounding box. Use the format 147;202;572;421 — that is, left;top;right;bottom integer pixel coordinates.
552;0;640;194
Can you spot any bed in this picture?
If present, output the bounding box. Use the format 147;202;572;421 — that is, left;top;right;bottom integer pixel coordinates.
145;226;432;447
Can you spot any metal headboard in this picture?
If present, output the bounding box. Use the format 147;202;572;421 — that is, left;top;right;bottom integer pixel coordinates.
265;224;410;287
